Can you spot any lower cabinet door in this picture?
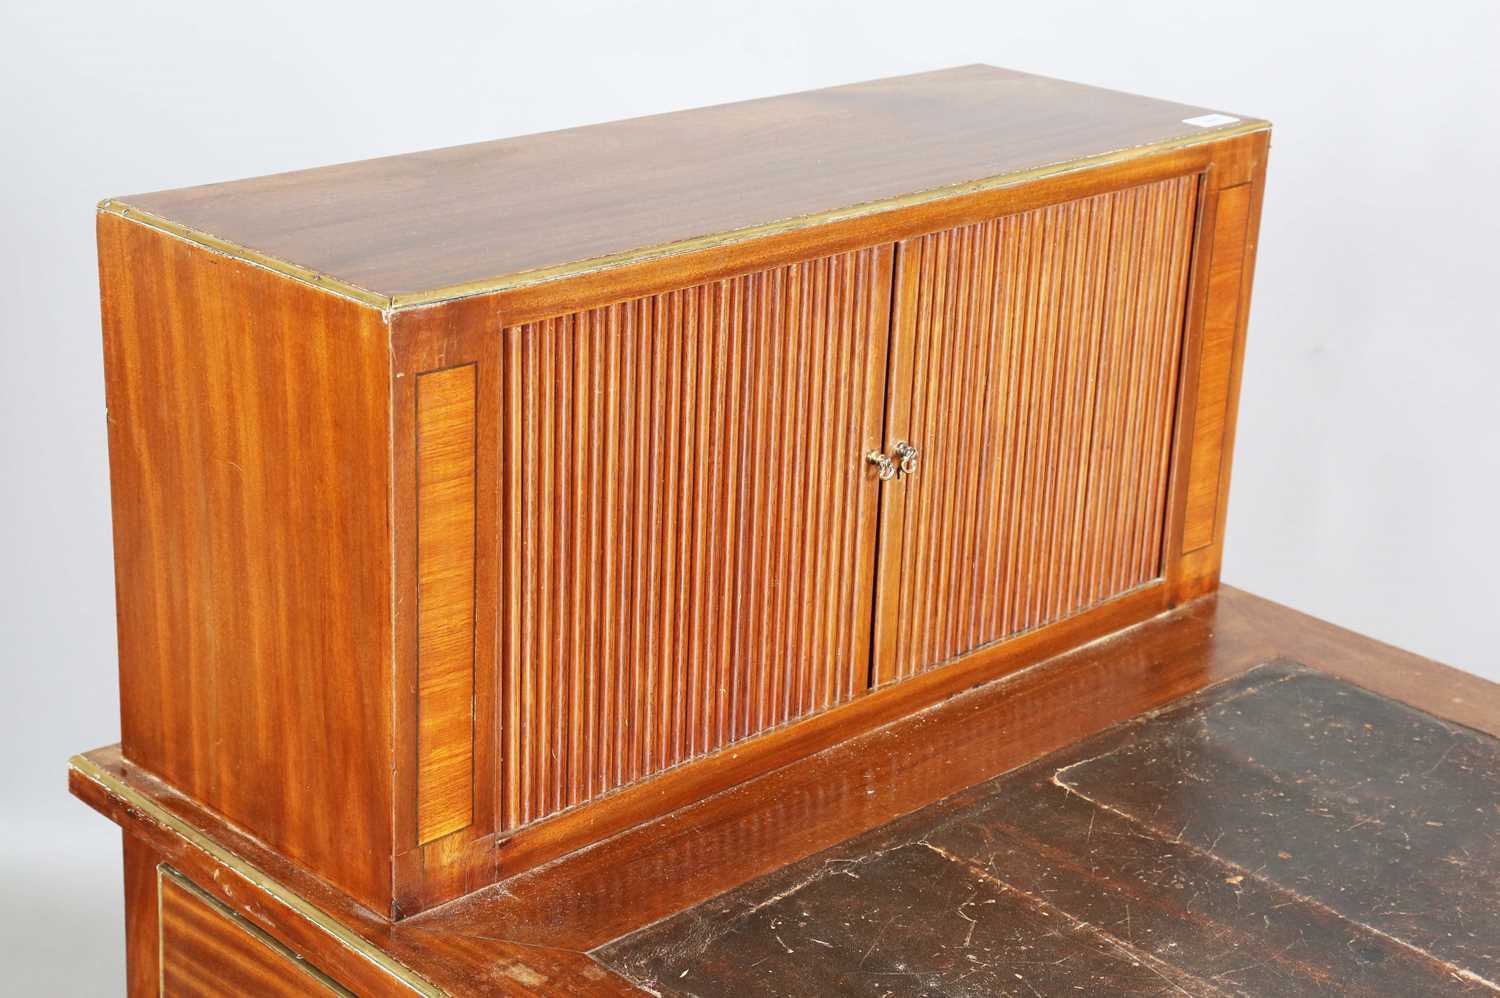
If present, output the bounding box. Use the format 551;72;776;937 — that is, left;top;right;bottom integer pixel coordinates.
157;867;350;996
874;174;1200;683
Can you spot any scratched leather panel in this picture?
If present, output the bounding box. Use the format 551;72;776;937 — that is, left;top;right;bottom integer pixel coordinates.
601;661;1497;996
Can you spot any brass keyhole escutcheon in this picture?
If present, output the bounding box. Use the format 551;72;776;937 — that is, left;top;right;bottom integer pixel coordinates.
867;443;919;481
892;441;919;477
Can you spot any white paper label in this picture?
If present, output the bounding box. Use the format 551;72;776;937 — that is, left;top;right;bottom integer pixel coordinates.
1182;113;1240;128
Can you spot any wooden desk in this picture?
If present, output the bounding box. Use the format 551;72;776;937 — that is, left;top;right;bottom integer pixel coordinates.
73;588;1500;994
75;64;1489;995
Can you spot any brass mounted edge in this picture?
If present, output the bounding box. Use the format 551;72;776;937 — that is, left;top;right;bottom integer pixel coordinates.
99;118;1270;317
96;201;396;313
390;119;1272;312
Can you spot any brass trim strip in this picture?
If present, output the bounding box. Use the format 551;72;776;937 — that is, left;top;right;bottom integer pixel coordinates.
392;120;1272;310
68;754;445;998
101;119;1270;315
97;201;394;311
158;866;356;996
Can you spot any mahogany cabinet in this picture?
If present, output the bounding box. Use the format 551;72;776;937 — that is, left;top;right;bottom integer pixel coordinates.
84;61;1269;954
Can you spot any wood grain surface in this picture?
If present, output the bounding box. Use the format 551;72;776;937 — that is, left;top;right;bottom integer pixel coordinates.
122;834;162;998
1183;183;1252;552
110;66;1261;303
1169;136;1268;601
97;212;395;912
496;247;892;832
159;867;349;995
415;365;480;844
879;174;1197;682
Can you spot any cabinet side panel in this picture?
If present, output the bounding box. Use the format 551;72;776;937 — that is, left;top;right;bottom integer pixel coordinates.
1182;184;1251;553
97;214;394;912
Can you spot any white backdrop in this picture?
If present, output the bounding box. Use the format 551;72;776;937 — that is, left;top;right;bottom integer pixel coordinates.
2;1;1496;991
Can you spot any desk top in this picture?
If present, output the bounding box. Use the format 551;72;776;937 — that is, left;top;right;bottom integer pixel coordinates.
102;65;1265;309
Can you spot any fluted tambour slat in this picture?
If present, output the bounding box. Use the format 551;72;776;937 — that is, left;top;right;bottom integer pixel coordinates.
888;175;1198;681
499;249;888;831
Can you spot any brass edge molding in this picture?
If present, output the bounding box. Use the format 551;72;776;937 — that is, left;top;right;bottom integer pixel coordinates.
393;120;1272;311
102;119;1270;316
68;753;445;998
96;201;395;313
157;866;357;996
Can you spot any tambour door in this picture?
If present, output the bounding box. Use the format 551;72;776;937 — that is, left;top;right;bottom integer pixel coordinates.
873;175;1200;683
495;247;894;832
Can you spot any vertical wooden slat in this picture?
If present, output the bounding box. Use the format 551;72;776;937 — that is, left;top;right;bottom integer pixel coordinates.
519;326;538;825
884;174;1198;682
596;308;617;799
692;284;719;758
849;245;894;699
498;247;890;832
501;326;524;831
871;242;921;686
415;364;477;844
718;280;745;748
568;313;587;809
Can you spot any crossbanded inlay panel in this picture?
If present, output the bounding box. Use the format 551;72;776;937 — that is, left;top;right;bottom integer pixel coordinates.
885;174;1199;681
498;248;891;831
1183;183;1251;553
415;364;479;844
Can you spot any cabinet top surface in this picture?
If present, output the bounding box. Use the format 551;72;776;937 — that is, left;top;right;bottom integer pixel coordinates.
105;65;1265;310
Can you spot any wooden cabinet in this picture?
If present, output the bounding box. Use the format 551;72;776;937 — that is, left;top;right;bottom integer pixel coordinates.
91;65;1269;922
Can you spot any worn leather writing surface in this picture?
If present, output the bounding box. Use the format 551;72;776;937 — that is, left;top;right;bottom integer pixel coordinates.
602;662;1499;996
